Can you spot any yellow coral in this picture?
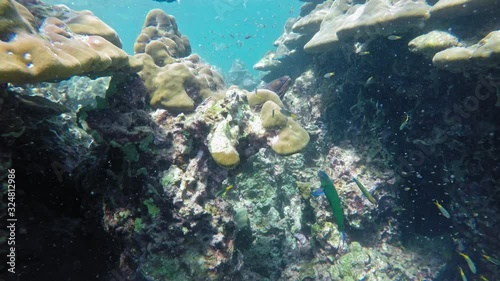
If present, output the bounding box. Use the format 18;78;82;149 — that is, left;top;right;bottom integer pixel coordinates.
0;0;141;84
270;119;310;155
65;11;122;48
137;54;224;112
208;120;240;168
246;88;284;108
260;100;288;129
134;9;191;59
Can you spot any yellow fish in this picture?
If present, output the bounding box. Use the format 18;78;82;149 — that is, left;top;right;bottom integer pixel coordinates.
388;35;402;40
280;108;297;120
216;185;233;197
399;113;410;131
482;254;500;265
323;72;335;78
359;51;370;56
434;201;451;218
364;76;375;87
458;266;467;281
459;252;477;274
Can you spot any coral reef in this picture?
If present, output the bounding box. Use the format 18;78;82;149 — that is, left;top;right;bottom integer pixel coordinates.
134;9;191;59
433;31;500;72
408;30;461;58
134;9;225;112
4;0;499;280
0;0;141;84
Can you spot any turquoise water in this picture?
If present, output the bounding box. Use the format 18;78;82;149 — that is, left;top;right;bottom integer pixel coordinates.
43;0;303;75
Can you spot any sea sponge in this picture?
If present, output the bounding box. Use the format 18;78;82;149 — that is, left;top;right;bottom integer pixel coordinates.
0;0;141;84
134;9;191;60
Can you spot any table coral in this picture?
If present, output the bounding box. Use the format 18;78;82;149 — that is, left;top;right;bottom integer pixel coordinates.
408;30;461;58
433;31;500;72
0;0;141;84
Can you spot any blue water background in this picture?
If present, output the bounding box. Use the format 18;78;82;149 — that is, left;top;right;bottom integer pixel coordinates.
43;0;303;76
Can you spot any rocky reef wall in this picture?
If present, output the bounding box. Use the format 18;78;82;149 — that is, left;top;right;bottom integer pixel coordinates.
1;0;499;281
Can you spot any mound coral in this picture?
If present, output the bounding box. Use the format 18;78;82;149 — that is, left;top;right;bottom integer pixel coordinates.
134;9;191;59
0;0;141;84
134;10;224;112
260;100;310;155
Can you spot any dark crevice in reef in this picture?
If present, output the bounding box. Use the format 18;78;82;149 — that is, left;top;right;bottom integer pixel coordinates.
10;130;121;281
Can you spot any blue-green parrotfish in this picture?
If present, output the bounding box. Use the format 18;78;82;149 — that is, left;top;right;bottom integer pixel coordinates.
313;170;346;245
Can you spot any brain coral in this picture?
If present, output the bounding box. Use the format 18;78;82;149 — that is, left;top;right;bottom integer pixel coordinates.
0;0;141;84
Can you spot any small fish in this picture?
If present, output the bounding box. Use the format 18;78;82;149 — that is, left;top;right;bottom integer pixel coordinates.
482;254;500;265
359;51;370;56
244;35;252;39
480;275;489;281
434;201;451;218
459;252;477;274
323;72;335;78
364;76;375;87
352;177;377;205
216;185;233;197
312;188;324;197
273;55;287;61
280;108;297;120
272;109;275;118
388;35;402;40
399;113;410;131
458;266;467;281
